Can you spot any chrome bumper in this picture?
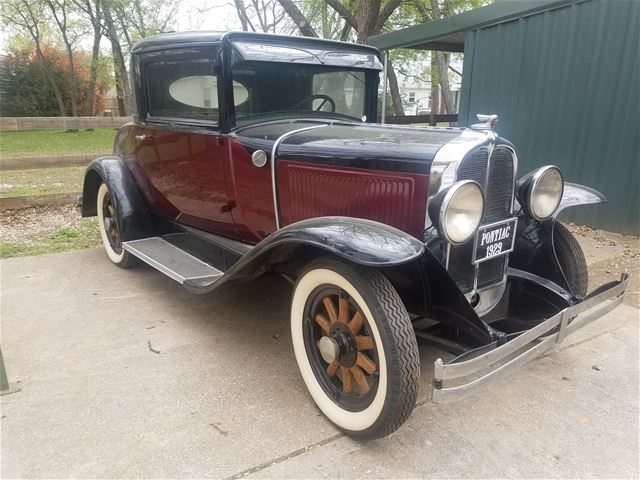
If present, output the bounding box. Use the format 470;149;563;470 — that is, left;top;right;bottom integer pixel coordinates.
432;271;629;403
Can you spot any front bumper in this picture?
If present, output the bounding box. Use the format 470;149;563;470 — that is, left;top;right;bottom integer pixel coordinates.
432;271;629;403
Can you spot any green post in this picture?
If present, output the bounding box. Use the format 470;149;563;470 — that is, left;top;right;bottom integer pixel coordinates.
0;347;21;396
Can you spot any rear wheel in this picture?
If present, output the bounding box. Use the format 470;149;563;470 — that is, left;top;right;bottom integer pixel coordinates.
96;183;136;268
291;258;419;439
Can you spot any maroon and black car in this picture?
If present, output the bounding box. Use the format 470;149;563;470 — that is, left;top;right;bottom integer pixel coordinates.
81;32;628;439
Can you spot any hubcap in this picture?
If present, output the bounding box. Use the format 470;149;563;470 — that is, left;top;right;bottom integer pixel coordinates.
318;336;339;363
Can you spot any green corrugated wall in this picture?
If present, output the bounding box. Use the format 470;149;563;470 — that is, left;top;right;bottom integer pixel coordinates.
459;0;639;234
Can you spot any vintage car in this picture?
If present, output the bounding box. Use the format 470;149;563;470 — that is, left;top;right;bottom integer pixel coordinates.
81;31;628;439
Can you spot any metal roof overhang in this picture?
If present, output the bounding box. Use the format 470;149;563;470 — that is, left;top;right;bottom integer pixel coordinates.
368;0;580;52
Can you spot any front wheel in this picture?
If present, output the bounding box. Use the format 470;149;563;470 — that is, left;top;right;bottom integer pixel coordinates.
291;258;420;439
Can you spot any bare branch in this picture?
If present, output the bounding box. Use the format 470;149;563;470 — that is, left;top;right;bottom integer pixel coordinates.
325;0;357;30
375;0;403;32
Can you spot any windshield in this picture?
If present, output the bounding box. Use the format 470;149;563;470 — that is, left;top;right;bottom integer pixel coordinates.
232;61;369;126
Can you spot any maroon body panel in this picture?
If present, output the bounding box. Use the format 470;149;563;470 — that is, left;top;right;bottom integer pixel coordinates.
117;122;437;244
277;161;428;239
226;138;277;242
121;125;237;237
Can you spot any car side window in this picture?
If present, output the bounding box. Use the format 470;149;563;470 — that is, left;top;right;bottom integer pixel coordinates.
144;55;220;124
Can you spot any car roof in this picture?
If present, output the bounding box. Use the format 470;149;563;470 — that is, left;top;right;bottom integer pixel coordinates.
131;31;381;57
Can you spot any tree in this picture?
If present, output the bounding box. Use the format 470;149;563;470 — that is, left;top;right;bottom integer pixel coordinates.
413;0;490;114
0;42;109;116
101;0;131;115
1;0;68;115
230;0;292;34
73;0;103;115
45;0;83;116
277;0;318;36
278;0;406;115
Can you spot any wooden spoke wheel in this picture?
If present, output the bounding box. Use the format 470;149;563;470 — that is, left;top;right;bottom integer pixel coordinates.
96;183;136;268
291;258;420;439
306;287;381;411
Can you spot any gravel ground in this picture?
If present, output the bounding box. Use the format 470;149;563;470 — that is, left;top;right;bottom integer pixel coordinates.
1;206;637;307
566;223;639;308
0;205;94;244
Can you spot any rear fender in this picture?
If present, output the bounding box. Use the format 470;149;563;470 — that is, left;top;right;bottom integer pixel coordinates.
81;156;155;240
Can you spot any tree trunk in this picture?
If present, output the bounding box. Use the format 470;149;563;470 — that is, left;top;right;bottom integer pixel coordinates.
34;38;67;116
85;25;102;115
38;52;68;116
430;51;440;114
386;59;404;116
435;52;454;113
63;41;79;116
429;0;454;114
234;0;250;31
102;0;131;115
354;0;380;44
277;0;318;36
46;0;80;116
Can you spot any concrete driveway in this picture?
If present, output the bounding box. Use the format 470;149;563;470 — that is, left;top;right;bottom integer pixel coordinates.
1;248;638;479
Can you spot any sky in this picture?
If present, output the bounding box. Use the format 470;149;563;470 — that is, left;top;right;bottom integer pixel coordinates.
0;0;245;53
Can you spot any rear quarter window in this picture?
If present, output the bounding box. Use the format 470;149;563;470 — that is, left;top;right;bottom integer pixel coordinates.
144;57;220;123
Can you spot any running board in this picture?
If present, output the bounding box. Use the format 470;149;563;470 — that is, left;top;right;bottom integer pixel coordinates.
122;236;223;285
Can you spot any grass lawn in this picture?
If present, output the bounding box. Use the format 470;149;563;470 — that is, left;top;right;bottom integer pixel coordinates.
0;219;101;258
0;166;85;197
0;129;115;158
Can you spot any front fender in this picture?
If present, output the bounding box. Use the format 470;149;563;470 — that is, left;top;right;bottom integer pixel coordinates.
554;182;607;217
81;156;155;241
182;216;497;346
269;217;425;267
183;217;424;290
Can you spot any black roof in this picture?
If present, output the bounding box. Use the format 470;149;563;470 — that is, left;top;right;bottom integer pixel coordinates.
132;31;381;56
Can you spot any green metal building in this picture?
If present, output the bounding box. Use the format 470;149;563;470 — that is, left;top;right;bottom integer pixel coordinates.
370;0;639;234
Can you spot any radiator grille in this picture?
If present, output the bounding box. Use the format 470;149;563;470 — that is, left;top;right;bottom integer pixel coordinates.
281;163;418;234
447;145;515;292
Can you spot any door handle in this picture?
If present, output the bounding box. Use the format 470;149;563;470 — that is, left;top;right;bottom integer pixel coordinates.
135;134;153;142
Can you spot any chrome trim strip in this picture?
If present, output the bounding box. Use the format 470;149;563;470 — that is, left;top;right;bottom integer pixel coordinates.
427;129;489;230
271;124;328;230
432;271;629;403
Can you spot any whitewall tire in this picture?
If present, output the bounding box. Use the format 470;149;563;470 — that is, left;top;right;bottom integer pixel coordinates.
96;183;136;268
291;258;420;439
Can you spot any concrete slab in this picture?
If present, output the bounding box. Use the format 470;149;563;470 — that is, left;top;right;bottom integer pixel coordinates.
1;248;638;479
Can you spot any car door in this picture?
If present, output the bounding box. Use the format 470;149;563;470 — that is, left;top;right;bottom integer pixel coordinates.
135;47;237;237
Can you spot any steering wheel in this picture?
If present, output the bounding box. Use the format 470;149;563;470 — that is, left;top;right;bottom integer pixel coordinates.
293;94;336;113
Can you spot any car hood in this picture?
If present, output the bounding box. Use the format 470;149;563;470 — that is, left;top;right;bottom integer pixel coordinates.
231;120;466;174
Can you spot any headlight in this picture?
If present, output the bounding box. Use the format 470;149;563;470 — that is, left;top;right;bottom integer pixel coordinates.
517;166;564;221
429;180;484;245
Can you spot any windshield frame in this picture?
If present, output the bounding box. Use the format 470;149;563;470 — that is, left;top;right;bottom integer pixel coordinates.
231;62;378;128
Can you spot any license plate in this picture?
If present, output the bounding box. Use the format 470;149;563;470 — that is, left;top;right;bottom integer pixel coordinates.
473;218;518;264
